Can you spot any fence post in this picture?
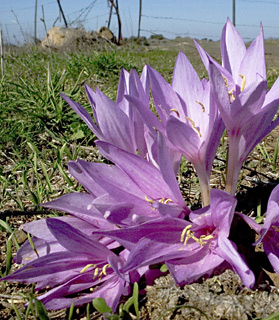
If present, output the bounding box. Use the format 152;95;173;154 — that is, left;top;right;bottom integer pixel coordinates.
0;30;4;77
34;0;38;43
56;0;68;28
137;0;142;42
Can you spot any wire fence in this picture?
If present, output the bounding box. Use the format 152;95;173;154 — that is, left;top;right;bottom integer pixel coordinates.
1;0;279;45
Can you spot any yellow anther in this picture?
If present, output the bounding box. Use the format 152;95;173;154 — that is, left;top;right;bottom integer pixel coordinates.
145;195;154;204
93;267;99;279
180;225;214;247
199;234;214;246
195;101;205;113
159;198;173;204
80;264;96;274
99;264;110;279
239;74;246;92
170;108;180;117
185;117;202;137
164;198;173;204
180;225;193;243
228;89;235;101
223;76;229;88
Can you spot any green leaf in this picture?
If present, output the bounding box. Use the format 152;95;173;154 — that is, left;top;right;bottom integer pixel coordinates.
93;298;112;314
70;129;85;141
34;297;50;320
68;301;75;320
261;312;279;320
5;236;12;276
160;264;168;272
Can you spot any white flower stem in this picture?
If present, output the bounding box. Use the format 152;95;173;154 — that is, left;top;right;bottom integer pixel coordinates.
225;137;241;195
195;165;210;207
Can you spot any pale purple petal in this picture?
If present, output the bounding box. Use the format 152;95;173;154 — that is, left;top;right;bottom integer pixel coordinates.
239;24;266;86
218;236;255;288
221;18;246;81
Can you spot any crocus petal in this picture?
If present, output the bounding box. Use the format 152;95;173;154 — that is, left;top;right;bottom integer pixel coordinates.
156;132;186;208
147;65;184;125
93;217;189;251
230;80;267;124
209;189;237;235
218;236;255;288
60;93;102;138
239;24;266;86
172;51;203;109
208;61;231;125
167;250;224;286
221;18;246;81
166;116;201;163
3;251;89;289
40;274;125;312
96;141;175;201
265;250;279;274
94;88;135;152
116;68;130;104
46;219;111;258
121;233;198;273
124;95;162;134
42;193;105;223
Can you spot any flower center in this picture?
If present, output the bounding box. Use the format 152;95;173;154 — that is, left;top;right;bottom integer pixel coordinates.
80;263;111;280
180;225;214;247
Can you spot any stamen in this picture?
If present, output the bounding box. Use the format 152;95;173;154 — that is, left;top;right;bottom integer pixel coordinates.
180;225;193;243
159;198;173;204
228;89;235;101
239;74;246;92
164;198;173;204
93;268;99;279
199;234;214;246
99;264;110;279
170;108;180;117
80;263;96;274
195;101;205;113
223;76;229;88
185;117;202;137
180;225;214;247
145;195;154;204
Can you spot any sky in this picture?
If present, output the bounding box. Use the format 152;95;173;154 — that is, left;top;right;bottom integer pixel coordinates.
1;0;279;45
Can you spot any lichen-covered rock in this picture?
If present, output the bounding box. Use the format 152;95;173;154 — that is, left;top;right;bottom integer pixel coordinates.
40;26;115;49
97;26;116;43
141;270;279;320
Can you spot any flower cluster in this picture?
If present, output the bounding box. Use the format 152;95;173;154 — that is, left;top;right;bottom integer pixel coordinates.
2;18;279;313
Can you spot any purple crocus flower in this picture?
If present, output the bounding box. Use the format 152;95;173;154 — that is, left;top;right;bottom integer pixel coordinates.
93;189;255;288
2;218;137;311
239;184;279;274
195;18;266;92
137;53;224;206
42;138;189;226
61;67;150;157
209;61;279;195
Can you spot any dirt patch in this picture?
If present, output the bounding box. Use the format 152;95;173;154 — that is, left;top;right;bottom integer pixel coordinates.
142;270;279;320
